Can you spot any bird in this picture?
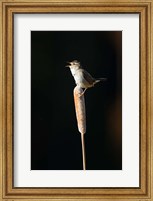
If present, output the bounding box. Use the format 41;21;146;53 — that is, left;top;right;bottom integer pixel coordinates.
66;60;107;96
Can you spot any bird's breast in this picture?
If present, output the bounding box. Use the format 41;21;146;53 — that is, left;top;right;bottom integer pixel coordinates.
73;72;91;88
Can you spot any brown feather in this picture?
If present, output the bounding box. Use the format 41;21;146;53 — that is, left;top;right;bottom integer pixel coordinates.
80;69;95;85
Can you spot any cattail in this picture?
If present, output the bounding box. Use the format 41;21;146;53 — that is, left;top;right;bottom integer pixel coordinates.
73;86;86;170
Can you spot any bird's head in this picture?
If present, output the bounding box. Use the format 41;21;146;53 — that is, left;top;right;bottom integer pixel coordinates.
66;60;81;70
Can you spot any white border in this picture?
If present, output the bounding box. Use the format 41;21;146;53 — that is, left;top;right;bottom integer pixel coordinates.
14;14;139;187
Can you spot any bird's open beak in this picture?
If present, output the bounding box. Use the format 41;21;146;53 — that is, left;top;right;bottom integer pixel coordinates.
65;61;72;67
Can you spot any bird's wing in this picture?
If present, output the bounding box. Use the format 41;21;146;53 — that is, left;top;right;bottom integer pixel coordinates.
80;69;95;85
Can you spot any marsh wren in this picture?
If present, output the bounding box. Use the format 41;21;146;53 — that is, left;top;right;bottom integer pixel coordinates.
66;60;107;96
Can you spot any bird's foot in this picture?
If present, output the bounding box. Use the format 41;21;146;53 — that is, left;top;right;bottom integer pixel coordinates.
79;89;87;97
79;93;84;98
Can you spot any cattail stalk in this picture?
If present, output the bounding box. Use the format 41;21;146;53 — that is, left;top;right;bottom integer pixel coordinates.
73;86;86;170
81;133;86;170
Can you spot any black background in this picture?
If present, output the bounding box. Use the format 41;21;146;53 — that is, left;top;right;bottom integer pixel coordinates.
31;31;122;170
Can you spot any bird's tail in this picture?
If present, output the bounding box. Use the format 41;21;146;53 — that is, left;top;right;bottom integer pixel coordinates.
94;78;107;84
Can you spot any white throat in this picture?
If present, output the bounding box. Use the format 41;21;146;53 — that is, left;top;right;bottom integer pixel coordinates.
70;66;80;76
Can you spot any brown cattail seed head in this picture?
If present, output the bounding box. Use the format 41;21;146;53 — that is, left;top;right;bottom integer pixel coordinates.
73;86;86;134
